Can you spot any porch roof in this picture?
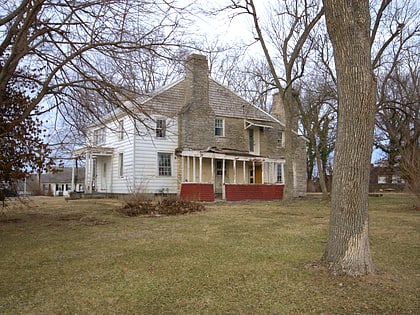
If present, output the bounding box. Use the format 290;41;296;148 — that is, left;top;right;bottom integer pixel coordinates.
179;147;285;163
72;146;114;158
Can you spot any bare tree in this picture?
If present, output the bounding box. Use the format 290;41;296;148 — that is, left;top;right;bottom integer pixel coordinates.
376;50;420;207
298;75;337;198
225;0;324;200
0;0;193;125
0;0;189;179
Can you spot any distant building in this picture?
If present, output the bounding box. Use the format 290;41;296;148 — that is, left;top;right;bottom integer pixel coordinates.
369;164;405;192
18;168;85;196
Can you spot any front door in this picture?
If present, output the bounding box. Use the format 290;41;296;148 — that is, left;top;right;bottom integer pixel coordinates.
215;160;223;195
101;162;108;191
255;164;262;184
249;163;262;184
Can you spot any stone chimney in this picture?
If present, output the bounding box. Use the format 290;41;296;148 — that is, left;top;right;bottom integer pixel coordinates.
271;92;285;123
178;54;215;150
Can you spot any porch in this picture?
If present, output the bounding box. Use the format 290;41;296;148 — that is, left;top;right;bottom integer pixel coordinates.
72;146;114;194
178;148;285;201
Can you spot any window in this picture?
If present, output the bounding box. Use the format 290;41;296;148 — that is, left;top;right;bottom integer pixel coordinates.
118;120;124;141
158;153;172;176
93;127;106;145
277;131;284;147
215;118;224;136
118;153;124;177
156;119;166;138
276;163;284;183
249;128;254;152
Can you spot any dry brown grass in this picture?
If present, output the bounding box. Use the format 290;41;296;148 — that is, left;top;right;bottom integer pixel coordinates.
0;194;418;314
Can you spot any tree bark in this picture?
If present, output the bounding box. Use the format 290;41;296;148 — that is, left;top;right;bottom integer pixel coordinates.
322;0;376;275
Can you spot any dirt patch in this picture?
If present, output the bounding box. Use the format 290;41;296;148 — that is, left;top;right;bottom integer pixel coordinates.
58;214;112;226
0;217;23;224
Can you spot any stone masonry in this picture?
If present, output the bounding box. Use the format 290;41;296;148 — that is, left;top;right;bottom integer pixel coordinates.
178;54;215;150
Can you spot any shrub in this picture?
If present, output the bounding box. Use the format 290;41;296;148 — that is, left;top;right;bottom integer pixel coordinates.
118;196;205;217
155;197;205;215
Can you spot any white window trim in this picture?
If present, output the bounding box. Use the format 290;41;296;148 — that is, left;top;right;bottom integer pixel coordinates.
215;118;225;137
118;153;124;177
156;118;167;138
157;152;172;177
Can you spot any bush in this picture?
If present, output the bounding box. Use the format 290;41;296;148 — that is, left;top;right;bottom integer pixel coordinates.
118;196;205;217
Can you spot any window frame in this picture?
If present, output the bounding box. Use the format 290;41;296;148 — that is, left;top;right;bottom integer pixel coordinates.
118;153;124;177
93;127;106;145
158;152;172;176
277;131;284;147
214;118;224;137
249;128;255;152
276;163;284;184
156;118;166;138
118;119;124;141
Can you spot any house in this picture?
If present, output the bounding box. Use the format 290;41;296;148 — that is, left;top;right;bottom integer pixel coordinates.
369;164;405;192
17;168;85;196
73;54;307;201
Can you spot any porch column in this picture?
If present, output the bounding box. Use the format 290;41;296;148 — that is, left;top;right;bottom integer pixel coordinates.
181;155;185;182
233;159;237;184
211;158;215;192
186;156;190;182
282;163;285;184
243;160;246;184
199;156;203;183
193;156;196;182
86;152;92;193
71;158;75;191
262;161;265;184
252;161;255;184
222;158;226;199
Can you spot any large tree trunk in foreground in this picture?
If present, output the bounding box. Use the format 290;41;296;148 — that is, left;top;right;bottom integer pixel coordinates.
322;0;376;275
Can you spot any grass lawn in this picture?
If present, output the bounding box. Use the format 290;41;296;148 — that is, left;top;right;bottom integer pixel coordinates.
0;194;418;314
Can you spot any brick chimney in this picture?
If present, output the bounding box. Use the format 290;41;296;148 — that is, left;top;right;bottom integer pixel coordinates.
178;54;215;150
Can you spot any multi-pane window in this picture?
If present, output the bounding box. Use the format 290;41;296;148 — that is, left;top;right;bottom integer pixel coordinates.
156;119;166;138
118;153;124;177
276;163;284;183
277;131;284;147
249;128;255;152
118;120;124;141
215;118;224;136
158;153;172;176
93;127;106;145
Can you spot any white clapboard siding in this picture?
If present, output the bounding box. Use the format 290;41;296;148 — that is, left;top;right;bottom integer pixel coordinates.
93;116;136;194
131;116;178;194
90;114;178;194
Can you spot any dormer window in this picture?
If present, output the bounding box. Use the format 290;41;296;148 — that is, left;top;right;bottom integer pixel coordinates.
156;119;166;138
215;118;224;136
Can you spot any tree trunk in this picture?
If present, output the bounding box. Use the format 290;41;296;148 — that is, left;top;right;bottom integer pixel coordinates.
322;0;376;275
314;144;329;199
283;89;300;201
